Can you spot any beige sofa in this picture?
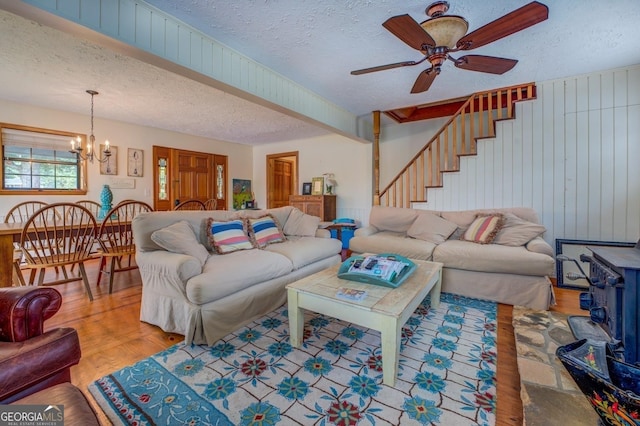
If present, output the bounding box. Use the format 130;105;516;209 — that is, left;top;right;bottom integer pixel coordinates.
349;206;555;310
132;206;342;345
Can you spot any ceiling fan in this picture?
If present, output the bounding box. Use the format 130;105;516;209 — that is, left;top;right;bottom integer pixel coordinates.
351;1;548;94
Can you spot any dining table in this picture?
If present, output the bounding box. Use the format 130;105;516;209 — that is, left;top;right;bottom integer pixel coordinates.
0;220;133;287
0;222;27;287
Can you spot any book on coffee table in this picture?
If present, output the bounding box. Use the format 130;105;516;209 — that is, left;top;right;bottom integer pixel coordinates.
335;287;367;302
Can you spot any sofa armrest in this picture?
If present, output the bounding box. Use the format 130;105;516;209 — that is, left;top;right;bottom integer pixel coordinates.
526;237;554;257
0;327;80;403
137;250;203;283
354;225;379;237
0;287;62;342
315;228;331;238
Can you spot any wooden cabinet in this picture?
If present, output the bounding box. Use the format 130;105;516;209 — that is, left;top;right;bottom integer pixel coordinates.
289;195;336;221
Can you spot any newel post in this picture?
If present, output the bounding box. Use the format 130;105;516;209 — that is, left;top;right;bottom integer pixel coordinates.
373;110;380;206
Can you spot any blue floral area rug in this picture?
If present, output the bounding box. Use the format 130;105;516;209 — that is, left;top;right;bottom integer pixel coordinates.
88;293;497;425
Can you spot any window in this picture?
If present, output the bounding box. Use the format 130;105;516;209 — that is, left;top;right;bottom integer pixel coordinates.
1;123;87;195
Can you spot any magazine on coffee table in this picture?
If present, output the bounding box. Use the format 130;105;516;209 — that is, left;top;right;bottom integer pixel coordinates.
337;253;416;288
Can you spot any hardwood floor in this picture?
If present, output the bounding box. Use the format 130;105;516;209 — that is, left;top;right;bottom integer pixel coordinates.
35;260;583;425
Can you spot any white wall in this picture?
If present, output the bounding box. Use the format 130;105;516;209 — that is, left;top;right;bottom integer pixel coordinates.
399;65;640;246
378;117;449;186
252;134;372;225
0;99;252;218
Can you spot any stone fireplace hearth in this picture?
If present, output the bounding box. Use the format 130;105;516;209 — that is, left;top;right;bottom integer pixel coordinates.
512;306;599;425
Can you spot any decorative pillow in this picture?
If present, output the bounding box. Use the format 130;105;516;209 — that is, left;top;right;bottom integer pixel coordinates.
206;218;254;254
460;214;504;244
493;212;546;246
407;212;458;244
151;221;209;267
283;208;320;237
247;214;286;248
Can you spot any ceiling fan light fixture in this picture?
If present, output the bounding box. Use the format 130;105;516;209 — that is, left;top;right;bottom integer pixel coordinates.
420;15;468;49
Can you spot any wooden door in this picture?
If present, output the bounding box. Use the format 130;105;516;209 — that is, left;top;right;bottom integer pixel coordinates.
153;146;227;211
171;149;211;208
267;152;298;209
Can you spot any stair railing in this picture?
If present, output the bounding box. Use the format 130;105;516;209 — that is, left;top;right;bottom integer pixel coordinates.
379;83;536;208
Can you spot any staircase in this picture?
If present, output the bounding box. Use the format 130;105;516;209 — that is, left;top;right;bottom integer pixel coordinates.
378;83;537;208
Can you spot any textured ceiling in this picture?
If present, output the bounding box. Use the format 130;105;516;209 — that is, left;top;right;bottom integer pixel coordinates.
0;0;639;145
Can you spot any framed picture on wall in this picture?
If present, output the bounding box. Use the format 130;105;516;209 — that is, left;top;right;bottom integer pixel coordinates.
99;144;117;175
127;148;143;177
302;182;312;195
311;177;324;195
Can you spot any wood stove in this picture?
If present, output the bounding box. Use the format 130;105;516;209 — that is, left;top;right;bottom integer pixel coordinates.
577;244;640;364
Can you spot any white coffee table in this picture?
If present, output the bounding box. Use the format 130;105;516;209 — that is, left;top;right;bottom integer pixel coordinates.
286;258;443;386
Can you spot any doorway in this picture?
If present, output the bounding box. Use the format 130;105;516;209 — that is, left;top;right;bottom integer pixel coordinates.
266;152;298;209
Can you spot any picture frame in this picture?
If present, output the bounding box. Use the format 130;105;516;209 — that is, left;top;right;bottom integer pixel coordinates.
555;238;636;289
232;178;252;210
311;177;324;195
99;144;117;175
127;148;143;177
302;182;312;195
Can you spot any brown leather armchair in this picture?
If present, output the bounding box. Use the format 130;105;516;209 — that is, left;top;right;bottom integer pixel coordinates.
0;287;100;425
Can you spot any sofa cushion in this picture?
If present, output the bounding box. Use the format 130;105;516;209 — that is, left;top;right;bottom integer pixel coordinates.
283;208;320;237
433;240;555;276
151;220;210;267
369;206;419;233
407;212;458;244
206;218;254;254
441;210;478;228
186;249;293;304
526;237;555;257
265;236;342;269
493;212;546;246
460;214;504;244
247;214;285;248
348;231;436;261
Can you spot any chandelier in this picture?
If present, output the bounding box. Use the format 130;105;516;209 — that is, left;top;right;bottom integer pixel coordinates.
70;90;111;163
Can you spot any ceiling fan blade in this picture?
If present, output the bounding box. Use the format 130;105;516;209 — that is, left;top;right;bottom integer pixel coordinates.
351;56;429;75
454;55;518;74
383;14;436;51
456;1;548;51
411;69;438;94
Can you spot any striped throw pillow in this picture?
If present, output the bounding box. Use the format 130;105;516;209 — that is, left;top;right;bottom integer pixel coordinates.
461;214;504;244
206;218;254;254
248;215;285;248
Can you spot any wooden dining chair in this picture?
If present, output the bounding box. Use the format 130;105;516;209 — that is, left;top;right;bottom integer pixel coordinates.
174;199;206;211
5;201;52;286
19;203;97;300
94;200;153;293
75;200;101;219
204;198;217;210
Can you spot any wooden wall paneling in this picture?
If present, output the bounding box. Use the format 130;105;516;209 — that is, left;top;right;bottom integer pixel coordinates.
511;110;523;207
135;6;152;50
150;13;166;56
552;81;566;239
628;104;640;240
503;123;514;208
575;108;590;239
520;102;534;211
613;106;629;241
600;107;616;238
564;108;578;239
